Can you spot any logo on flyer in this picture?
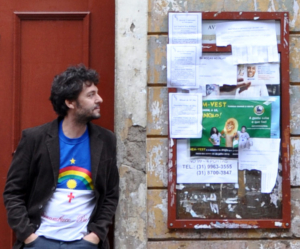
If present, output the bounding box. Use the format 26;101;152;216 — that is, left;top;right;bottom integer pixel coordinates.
254;105;264;115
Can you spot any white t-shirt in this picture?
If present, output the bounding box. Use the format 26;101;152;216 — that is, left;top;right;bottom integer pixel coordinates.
235;84;269;97
36;189;95;240
238;131;250;143
210;133;222;146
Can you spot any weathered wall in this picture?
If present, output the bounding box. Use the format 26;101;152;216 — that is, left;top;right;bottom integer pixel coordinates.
114;0;148;248
146;1;300;249
115;0;300;248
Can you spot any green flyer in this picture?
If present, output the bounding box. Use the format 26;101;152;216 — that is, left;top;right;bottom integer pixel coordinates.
190;98;272;158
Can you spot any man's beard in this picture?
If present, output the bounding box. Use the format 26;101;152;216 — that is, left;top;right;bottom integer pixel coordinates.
75;102;101;124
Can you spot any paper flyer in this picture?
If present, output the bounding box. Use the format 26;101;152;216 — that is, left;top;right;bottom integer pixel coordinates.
169;93;203;138
169;12;202;44
167;44;202;89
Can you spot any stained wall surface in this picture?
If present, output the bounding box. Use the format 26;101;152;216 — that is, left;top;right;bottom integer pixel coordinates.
146;0;300;248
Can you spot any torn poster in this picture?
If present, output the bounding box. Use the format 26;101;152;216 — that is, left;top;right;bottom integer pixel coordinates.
238;138;280;193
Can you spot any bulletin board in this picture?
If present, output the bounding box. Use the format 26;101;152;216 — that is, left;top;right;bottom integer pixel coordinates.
167;12;290;229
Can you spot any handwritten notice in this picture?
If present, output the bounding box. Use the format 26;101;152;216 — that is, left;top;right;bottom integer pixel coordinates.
169;93;202;138
169;12;202;44
177;139;238;183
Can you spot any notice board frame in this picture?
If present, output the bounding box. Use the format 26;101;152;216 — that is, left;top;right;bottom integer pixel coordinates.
168;11;290;229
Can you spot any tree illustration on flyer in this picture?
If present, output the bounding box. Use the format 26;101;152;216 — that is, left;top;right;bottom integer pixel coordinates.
190;98;272;158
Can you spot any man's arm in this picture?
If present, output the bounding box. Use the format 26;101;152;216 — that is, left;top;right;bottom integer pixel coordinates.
3;131;36;242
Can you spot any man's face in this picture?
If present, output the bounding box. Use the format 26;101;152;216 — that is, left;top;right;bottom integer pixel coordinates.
241;127;246;133
247;66;256;78
73;82;103;123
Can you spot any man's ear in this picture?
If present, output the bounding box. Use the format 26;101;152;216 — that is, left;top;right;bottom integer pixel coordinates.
65;99;75;109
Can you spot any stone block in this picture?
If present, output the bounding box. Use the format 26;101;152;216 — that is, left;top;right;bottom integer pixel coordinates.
147;137;168;187
148;240;292;249
290;137;300;186
148;35;167;84
290;86;300;134
147;87;168;136
290;35;300;82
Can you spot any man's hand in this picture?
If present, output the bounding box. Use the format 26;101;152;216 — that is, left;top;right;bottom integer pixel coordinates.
24;233;38;244
83;232;100;245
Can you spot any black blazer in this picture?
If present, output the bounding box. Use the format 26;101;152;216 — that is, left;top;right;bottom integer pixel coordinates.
3;118;119;249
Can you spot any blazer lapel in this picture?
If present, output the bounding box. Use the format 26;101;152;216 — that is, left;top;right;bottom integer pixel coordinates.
88;122;103;186
46;119;60;182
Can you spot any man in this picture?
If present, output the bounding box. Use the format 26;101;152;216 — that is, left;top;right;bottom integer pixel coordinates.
247;65;256;78
3;65;119;249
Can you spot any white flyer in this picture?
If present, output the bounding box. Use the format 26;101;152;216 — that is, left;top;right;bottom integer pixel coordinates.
169;12;202;44
167;44;201;88
216;20;278;64
237;62;280;85
169;93;202;138
177;139;238;183
199;54;237;86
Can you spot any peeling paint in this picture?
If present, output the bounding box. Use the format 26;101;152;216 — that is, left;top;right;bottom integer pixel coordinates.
275;221;283;227
290;0;299;28
147;142;167;186
195;221;259;229
153;0;187;16
210;202;219;214
270;192;279;208
291;139;300;185
268;0;276;12
194;224;211;229
176;184;185;190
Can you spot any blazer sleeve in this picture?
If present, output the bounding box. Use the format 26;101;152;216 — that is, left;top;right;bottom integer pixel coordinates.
88;134;119;244
3;131;36;242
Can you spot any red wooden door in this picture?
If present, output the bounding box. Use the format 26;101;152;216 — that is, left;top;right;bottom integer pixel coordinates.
0;1;115;248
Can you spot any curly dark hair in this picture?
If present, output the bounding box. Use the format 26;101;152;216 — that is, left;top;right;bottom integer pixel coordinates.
210;127;219;136
50;64;99;117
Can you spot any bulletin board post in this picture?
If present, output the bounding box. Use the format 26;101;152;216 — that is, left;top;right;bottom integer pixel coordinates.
168;11;290;229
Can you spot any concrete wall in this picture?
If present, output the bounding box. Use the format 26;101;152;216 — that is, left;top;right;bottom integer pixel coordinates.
115;0;300;248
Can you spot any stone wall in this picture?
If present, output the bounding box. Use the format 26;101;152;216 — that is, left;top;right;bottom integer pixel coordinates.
146;0;300;248
115;0;300;248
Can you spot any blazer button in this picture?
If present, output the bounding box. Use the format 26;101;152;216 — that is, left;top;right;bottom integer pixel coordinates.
38;204;43;209
51;186;56;191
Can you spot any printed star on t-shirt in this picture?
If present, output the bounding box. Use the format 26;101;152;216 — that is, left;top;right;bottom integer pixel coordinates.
70;158;76;164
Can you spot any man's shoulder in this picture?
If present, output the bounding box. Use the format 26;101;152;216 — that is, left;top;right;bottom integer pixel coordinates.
22;119;57;137
89;122;115;139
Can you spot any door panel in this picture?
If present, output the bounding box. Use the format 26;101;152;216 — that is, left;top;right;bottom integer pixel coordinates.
14;13;90;145
0;1;115;248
